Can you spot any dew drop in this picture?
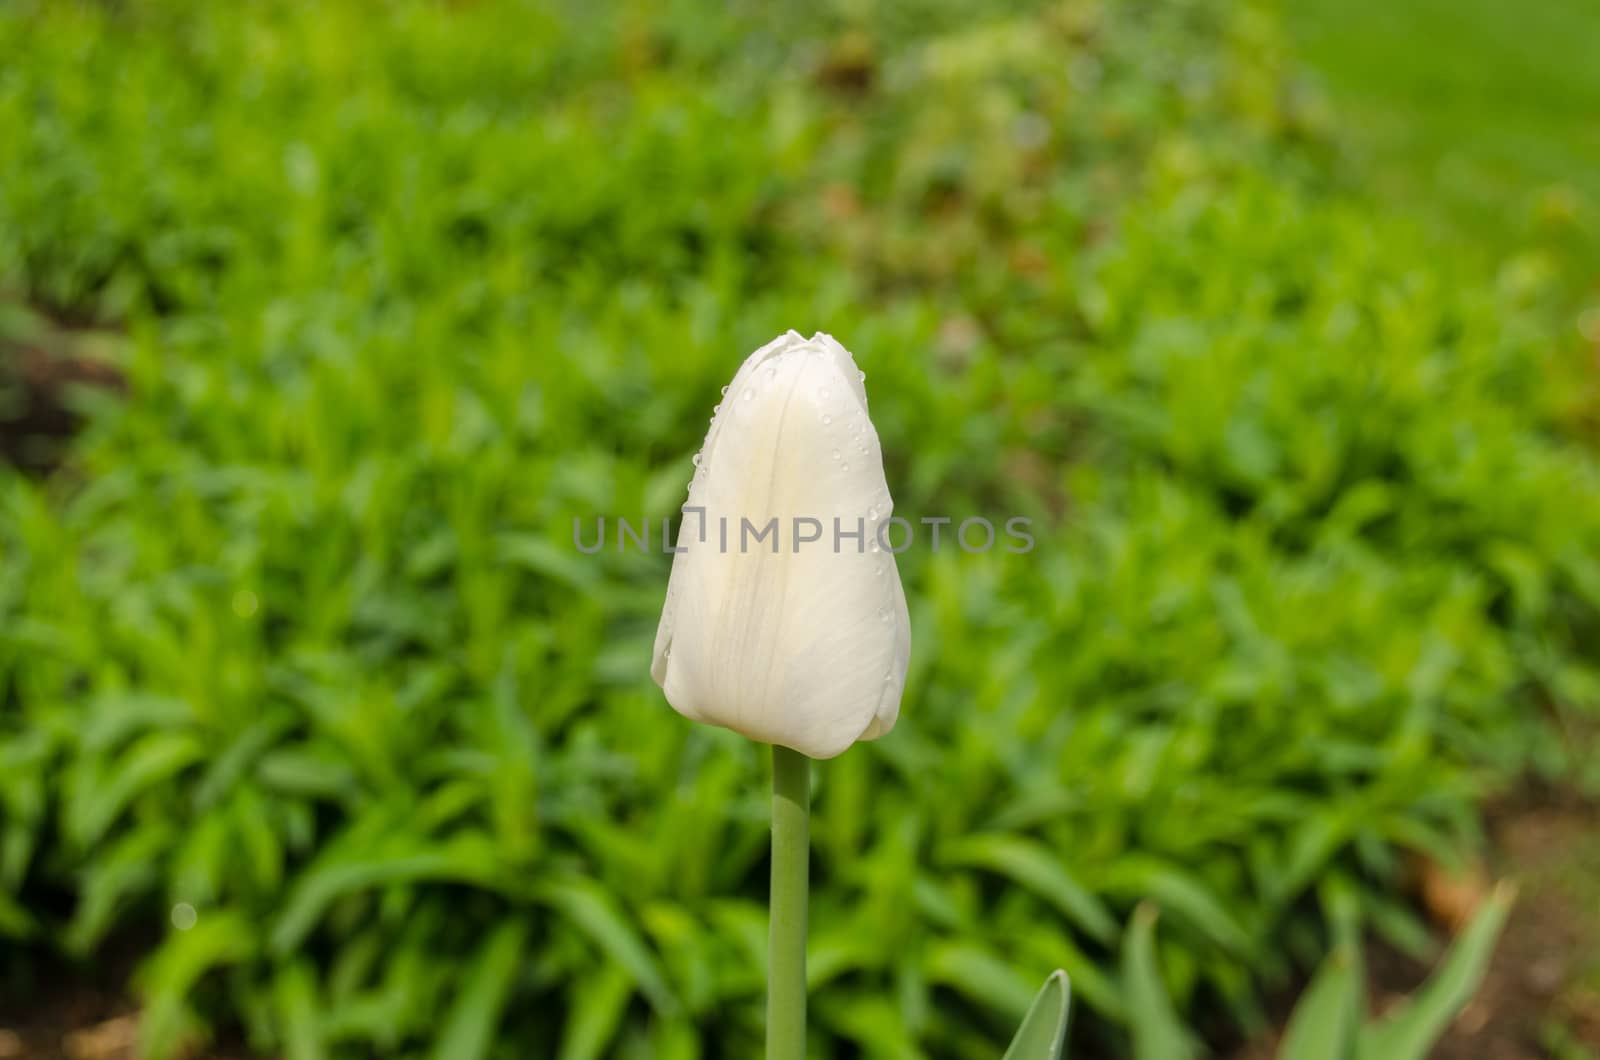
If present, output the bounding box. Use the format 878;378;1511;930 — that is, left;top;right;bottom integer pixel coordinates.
743;388;755;400
721;385;730;395
878;607;891;622
820;387;831;399
664;647;672;659
822;414;832;425
859;370;867;382
868;506;879;520
713;404;722;414
692;452;702;466
841;463;850;471
831;449;841;460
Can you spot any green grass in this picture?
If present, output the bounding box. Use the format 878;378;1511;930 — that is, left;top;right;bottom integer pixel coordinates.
1;1;1598;1058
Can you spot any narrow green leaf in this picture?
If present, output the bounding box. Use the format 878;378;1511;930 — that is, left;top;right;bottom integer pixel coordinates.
68;730;204;848
1267;812;1350;910
559;964;641;1060
64;823;172;953
1122;904;1194;1060
430;918;530;1060
1105;857;1254;955
271;833;504;953
136;910;257;1060
1001;970;1072;1060
193;710;294;809
276;961;328;1060
925;941;1042;1021
497;533;600;590
1277;945;1359;1060
1358;883;1515;1060
943;834;1118;943
540;878;679;1014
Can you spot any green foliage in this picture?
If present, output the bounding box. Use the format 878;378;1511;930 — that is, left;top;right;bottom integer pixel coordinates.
0;0;1594;1057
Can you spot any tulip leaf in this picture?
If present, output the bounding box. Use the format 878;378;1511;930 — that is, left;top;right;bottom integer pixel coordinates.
1277;944;1361;1060
1122;904;1195;1060
1001;970;1072;1060
1357;882;1515;1060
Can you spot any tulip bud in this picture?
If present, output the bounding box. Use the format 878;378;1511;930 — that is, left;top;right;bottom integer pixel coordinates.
652;331;911;759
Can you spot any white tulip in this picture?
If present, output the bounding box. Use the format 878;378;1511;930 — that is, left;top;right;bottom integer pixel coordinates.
651;331;911;759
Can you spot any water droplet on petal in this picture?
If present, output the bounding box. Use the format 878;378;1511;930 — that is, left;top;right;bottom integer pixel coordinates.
713;404;722;414
721;385;729;395
822;414;832;425
868;506;879;520
743;388;755;400
692;453;702;466
859;370;867;382
831;449;841;460
820;387;830;399
841;463;849;471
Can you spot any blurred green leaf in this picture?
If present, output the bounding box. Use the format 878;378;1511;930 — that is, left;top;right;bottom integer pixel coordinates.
430;918;530;1060
539;878;680;1015
1278;945;1361;1060
926;941;1042;1023
942;834;1118;944
1123;905;1194;1060
1359;884;1516;1060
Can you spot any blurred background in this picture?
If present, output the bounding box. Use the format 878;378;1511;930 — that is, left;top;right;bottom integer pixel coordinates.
1;1;1598;1057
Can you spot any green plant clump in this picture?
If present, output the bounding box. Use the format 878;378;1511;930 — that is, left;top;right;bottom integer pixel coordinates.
0;0;1596;1057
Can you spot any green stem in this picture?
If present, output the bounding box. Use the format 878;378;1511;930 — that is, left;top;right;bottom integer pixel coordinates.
767;744;811;1060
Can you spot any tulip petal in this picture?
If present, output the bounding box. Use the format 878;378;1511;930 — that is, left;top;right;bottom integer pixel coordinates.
652;333;910;759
